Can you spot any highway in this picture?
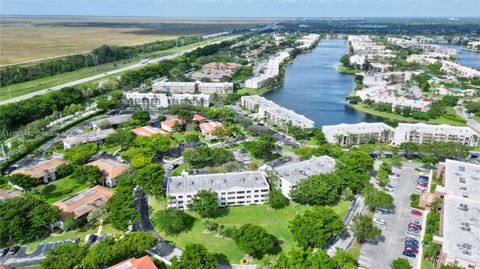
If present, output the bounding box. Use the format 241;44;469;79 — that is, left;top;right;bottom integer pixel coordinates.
0;35;239;106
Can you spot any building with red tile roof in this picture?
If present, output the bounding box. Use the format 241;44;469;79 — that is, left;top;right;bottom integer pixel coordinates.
106;256;157;269
199;121;223;139
132;126;169;137
160;119;180;132
192;114;206;122
11;158;67;183
86;158;129;187
54;185;113;219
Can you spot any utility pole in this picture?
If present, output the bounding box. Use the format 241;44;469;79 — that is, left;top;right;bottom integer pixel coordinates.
93;55;99;71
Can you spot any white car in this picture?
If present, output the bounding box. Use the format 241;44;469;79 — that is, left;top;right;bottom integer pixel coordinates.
417;185;428;191
373;218;387;226
410;220;421;226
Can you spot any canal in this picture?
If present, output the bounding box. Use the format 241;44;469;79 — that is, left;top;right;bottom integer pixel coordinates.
263;39;384;127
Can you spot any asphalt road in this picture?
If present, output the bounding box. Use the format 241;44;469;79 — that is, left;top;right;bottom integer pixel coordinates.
456;106;480;134
359;166;424;269
0;36;239;106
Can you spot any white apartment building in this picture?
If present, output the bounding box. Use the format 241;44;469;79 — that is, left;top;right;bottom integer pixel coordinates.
374;95;432;112
152;81;233;94
152;82;196;93
166;171;270;210
296;34;320;49
273;156;336;198
241;95;314;128
124;92;211;109
433;160;480;269
244;50;291;89
63;128;115;149
197;82;234;94
392;123;479;146
441;60;480;78
322;122;395;146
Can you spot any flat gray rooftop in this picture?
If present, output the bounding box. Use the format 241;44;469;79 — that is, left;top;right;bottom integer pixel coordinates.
443;195;480;264
167;171;269;195
274;156;336;185
444;159;480;198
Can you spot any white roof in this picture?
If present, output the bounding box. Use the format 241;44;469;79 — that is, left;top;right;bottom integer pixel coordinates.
322;122;394;136
444;159;480;199
275;156;336;185
397;123;478;136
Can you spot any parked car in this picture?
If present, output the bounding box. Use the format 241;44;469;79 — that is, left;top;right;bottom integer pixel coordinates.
405;241;419;248
410;220;422;226
403;250;416;258
406;237;419;244
417;185;428;190
86;234;97;244
378;208;394;214
404;247;419;254
7;246;20;256
407;227;420;234
386;185;396;192
1;248;9;257
373;218;387;226
408;223;422;230
411;209;423;216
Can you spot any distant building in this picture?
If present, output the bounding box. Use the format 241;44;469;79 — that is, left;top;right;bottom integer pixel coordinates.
190;62;241;82
125;92;211;109
199;121;223;139
167;171;269;210
11;158;67;183
196;82;234;94
86;158;129;187
241;95;314;128
160;119;180;132
91;114;131;130
132;126;169;137
322;122;395;146
373;95;432;112
273;156;336;198
152;81;233;94
107;256;157;269
54;185;113;219
392;123;478;146
63;129;115;149
441;60;480;78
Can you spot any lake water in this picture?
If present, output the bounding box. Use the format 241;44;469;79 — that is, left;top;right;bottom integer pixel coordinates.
446;44;480;69
263;39;384;127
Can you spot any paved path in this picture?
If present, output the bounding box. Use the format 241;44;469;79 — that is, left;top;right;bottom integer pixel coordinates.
359;166;424;269
0;36;239;105
456;106;480;134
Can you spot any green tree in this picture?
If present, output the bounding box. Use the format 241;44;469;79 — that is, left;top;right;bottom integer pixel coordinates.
170;243;217;269
135;164;164;197
3;174;42;191
363;185;394;210
290;173;341;205
41;243;89;269
391;258;412;269
188;190;219;218
63;216;78;231
268;188;290;210
64;143;98;165
184;132;200;142
289;207;343;249
400;142;419;159
350;214;381;242
439;264;465;269
56;163;73;178
0;196;60;247
244;133;277;160
106;177;139;231
152;208;193;235
335;150;374;193
105;128;136;149
233;224;274;257
131;110;150;126
72;165;103;185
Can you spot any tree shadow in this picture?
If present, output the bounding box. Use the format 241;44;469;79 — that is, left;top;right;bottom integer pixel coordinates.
215;207;230;218
267;236;283;256
213;253;230;265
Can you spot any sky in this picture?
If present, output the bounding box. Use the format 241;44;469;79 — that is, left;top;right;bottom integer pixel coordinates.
1;0;479;17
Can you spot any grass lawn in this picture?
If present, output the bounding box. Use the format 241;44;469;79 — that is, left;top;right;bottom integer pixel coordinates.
347;240;362;260
170;132;186;143
26;223;118;253
237;87;273;96
31;176;89;204
171;162;190;176
421;257;434;269
0;36;227;101
157;201;352;264
352;104;467;126
18;266;42;269
102;145;121;155
336;65;362;75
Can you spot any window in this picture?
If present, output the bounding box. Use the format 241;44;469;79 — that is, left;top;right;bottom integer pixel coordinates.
228;192;235;195
237;196;245;199
246;190;251;193
246;196;251;198
178;196;183;199
237;191;245;194
254;190;259;193
221;192;226;195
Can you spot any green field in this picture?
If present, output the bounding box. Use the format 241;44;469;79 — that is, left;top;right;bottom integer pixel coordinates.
31;176;89;204
157;201;352;264
0;36;227;101
352;104;467;126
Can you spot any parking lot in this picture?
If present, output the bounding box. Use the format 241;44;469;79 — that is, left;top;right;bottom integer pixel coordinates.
0;239;79;268
359;165;425;269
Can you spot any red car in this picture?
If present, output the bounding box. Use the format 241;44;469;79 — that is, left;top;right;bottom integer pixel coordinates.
411;209;423;216
404;247;419;254
417;181;428;186
408;223;422;230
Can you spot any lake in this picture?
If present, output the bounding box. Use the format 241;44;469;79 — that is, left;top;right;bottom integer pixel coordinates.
263;39;384;127
446;44;480;69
